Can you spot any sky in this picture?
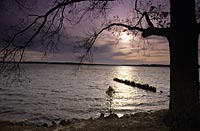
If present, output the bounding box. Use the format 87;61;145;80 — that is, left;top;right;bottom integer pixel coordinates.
0;0;196;65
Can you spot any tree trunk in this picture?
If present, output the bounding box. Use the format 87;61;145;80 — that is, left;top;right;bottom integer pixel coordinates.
168;0;199;128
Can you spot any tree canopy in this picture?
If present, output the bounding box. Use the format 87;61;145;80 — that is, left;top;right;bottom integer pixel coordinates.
0;0;172;63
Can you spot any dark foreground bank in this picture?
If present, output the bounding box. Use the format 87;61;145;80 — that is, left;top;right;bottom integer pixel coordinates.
0;110;172;131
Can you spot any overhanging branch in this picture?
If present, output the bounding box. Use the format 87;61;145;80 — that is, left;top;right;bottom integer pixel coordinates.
1;0;114;63
80;23;169;61
97;23;145;36
96;23;169;40
142;27;170;38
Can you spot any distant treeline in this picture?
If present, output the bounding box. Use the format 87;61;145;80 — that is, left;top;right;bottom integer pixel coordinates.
0;61;171;67
4;61;200;68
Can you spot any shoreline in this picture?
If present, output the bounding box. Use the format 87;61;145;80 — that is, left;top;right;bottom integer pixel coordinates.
0;61;170;67
0;109;170;131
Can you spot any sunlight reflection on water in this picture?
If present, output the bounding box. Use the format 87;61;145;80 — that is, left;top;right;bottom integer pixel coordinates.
97;65;170;119
110;66;149;114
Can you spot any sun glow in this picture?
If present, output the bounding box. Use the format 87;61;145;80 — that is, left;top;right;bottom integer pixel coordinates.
119;32;133;42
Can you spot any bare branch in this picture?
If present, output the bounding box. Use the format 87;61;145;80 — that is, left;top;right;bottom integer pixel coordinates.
77;21;169;62
143;12;154;27
0;0;114;63
135;0;142;15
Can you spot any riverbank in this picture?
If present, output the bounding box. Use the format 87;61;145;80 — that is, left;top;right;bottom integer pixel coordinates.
0;109;171;131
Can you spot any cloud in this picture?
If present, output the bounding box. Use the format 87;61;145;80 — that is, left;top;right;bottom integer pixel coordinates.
88;35;169;64
3;0;200;65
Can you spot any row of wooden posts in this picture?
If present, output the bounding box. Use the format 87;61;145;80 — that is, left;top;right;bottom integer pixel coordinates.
113;78;157;93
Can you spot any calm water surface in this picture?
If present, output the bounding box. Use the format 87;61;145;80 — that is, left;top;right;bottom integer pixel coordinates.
0;64;170;124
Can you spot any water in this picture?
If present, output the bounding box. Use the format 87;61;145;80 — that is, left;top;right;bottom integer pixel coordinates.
0;64;170;124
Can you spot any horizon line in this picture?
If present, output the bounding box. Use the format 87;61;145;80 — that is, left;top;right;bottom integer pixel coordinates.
0;61;170;67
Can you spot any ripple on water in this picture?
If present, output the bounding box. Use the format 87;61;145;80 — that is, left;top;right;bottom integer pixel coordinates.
0;64;170;124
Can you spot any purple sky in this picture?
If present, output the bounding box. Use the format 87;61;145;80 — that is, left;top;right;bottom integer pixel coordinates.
1;0;198;65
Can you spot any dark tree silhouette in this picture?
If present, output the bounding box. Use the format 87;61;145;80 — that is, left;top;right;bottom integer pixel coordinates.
0;0;200;129
80;1;200;128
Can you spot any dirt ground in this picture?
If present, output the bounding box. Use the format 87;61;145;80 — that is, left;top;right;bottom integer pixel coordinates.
0;110;171;131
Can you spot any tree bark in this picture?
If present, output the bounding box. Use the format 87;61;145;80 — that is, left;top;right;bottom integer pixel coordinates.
168;0;199;128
